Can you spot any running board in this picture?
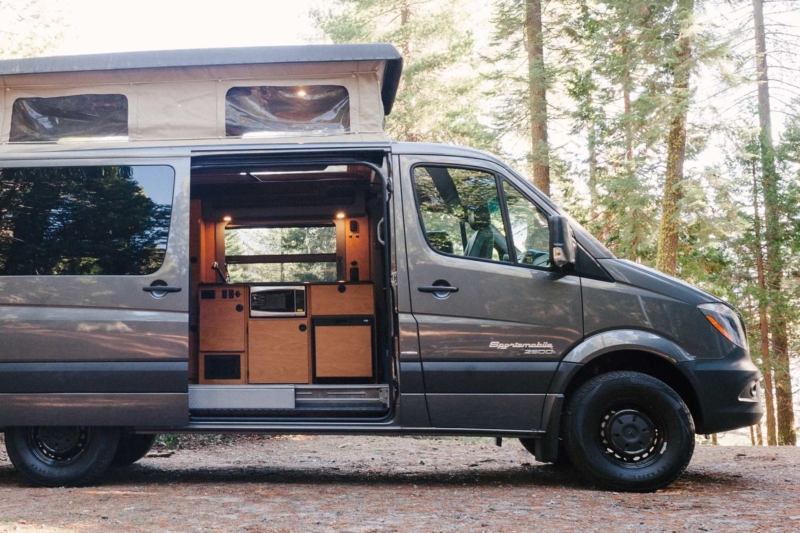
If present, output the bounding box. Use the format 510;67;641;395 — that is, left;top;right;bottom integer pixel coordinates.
188;384;389;412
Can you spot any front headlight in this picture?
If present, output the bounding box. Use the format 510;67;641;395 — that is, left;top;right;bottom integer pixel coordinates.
698;303;748;349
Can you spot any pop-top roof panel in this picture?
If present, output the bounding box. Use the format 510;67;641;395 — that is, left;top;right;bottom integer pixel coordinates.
0;44;403;145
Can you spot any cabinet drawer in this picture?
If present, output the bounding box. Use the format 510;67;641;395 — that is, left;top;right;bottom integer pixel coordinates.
310;284;374;316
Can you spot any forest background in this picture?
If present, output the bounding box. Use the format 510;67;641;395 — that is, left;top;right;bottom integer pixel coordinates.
2;0;798;446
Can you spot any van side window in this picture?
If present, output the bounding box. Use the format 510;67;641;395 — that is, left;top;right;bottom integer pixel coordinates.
412;166;510;263
503;180;552;269
225;85;350;137
0;166;173;276
10;94;129;143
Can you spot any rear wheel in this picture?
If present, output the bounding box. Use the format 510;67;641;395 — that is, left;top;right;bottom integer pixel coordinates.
4;426;119;487
562;371;695;492
112;433;157;467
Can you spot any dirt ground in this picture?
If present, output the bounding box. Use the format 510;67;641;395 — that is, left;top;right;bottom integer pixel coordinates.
0;435;799;533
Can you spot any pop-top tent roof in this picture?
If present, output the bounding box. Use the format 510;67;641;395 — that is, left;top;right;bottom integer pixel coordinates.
0;44;403;145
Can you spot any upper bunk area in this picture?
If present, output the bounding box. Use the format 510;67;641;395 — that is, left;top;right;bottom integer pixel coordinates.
0;44;402;152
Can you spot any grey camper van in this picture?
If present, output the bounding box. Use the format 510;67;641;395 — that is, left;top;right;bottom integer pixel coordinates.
0;44;761;492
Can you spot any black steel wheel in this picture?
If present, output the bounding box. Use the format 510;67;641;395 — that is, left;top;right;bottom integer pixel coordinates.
562;371;694;492
112;433;157;466
4;426;119;487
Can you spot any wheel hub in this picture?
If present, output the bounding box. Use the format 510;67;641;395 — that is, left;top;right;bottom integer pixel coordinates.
601;409;659;463
29;426;89;464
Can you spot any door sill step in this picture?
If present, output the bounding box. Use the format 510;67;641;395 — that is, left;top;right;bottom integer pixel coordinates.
189;384;389;412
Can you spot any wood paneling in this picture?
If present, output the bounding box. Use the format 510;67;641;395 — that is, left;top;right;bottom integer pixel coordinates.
314;324;373;378
200;221;218;283
199;287;247;352
310;283;374;316
248;319;310;384
345;216;370;281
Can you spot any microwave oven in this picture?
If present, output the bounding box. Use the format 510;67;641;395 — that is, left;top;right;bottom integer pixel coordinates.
250;286;306;318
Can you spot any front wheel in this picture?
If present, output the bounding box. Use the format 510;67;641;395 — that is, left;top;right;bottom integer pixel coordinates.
562;371;695;492
4;426;120;487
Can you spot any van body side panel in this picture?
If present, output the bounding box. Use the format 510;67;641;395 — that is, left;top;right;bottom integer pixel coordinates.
0;157;190;427
0;393;186;426
398;154;583;430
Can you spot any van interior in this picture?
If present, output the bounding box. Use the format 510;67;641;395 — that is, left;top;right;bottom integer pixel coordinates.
188;159;392;420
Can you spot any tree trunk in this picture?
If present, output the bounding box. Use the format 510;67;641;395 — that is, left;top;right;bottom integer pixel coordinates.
752;0;796;446
620;37;633;163
525;0;550;195
656;0;694;276
588;117;598;206
756;422;764;446
752;160;777;446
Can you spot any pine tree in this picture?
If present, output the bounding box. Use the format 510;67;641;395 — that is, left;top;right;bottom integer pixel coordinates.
488;0;552;194
656;0;694;276
311;0;497;151
751;0;796;446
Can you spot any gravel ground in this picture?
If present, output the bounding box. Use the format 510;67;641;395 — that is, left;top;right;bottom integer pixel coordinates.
0;434;799;532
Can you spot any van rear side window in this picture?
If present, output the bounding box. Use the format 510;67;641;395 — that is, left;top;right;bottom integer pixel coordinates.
10;94;129;142
0;165;173;276
225;85;350;137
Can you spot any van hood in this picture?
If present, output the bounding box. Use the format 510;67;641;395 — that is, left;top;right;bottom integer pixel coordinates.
597;258;723;306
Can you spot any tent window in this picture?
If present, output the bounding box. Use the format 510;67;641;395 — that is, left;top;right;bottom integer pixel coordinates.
10;94;129;142
225;85;350;137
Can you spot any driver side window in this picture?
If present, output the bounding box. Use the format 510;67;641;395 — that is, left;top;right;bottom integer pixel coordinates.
413;165;510;263
503;180;552;269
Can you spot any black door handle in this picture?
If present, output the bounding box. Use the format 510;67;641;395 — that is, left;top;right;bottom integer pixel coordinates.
418;285;459;293
143;286;182;293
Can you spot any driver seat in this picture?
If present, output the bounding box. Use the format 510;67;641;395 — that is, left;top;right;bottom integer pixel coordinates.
465;206;494;259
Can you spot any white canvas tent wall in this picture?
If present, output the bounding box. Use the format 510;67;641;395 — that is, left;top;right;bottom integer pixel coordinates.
0;44;402;148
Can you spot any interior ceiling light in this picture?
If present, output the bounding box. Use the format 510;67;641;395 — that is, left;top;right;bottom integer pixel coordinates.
223;216;232;222
336;212;346;219
297;89;307;97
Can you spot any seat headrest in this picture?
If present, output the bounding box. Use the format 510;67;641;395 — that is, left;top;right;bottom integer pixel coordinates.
468;205;491;230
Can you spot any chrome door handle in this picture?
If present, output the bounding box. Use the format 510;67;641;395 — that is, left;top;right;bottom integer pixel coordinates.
143;286;182;293
418;285;459;293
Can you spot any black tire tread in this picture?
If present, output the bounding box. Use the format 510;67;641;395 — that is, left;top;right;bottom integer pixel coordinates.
562;371;695;492
112;433;157;467
4;426;120;487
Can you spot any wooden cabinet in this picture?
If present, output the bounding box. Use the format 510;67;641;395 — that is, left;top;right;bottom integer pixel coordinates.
198;286;248;385
199;286;247;352
248;319;310;384
310;283;374;316
313;318;373;379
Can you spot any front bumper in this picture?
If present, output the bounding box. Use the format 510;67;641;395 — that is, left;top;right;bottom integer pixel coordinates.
679;347;763;434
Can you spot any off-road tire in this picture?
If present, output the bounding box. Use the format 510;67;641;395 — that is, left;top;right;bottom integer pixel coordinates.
562;371;695;492
4;426;120;487
112;433;157;467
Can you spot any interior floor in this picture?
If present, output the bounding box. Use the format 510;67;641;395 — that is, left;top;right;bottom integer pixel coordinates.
187;160;392;419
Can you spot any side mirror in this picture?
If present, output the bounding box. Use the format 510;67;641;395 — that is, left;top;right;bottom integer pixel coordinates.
549;215;576;269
